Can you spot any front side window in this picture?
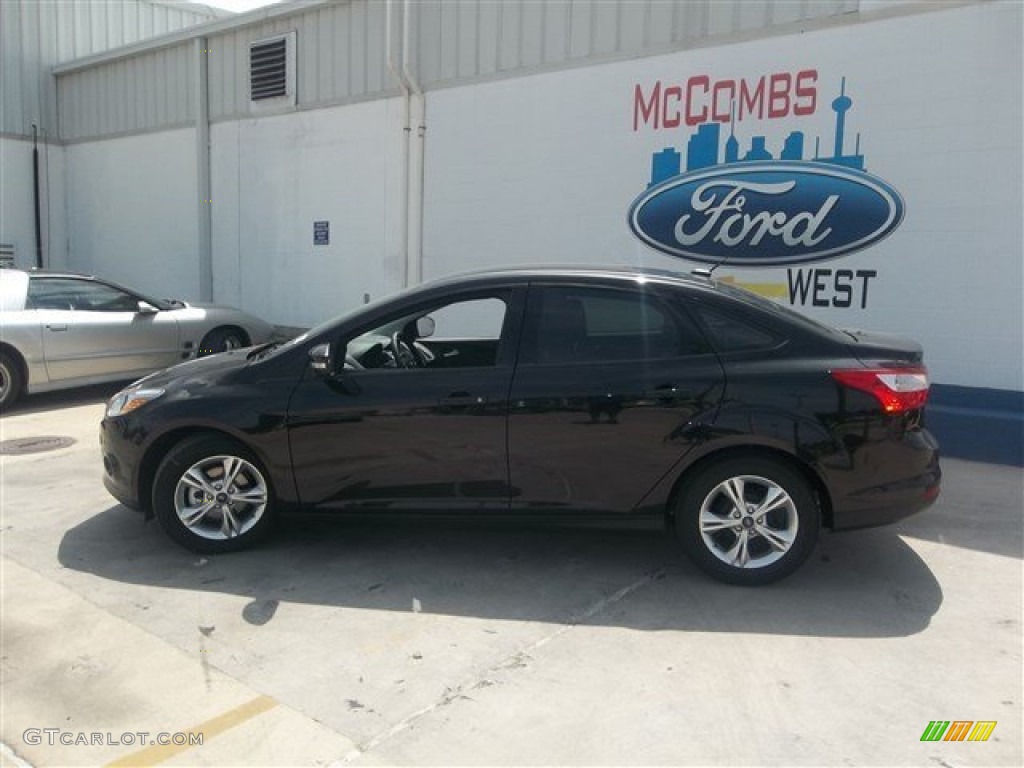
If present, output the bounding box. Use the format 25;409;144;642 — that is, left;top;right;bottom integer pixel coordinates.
27;278;138;312
522;285;710;365
345;295;509;371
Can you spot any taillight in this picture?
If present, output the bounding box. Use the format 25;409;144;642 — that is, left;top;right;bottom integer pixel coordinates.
830;366;929;414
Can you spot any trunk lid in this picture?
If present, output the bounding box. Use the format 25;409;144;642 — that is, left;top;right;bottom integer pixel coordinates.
843;329;924;365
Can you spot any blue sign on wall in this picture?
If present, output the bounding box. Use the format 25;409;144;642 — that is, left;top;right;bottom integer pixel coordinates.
313;221;329;246
628;77;905;267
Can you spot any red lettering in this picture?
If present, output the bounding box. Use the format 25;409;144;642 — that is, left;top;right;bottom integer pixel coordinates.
794;69;817;115
768;73;791;118
634;69;817;129
662;85;682;128
711;80;735;123
739;77;765;121
685;76;710;126
633;82;661;131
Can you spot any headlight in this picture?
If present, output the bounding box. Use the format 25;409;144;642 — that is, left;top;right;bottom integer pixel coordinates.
106;387;165;418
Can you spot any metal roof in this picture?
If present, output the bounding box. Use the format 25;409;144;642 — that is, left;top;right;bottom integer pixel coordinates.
52;0;332;75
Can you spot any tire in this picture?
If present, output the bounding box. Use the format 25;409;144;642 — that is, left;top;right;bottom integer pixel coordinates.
673;456;820;586
152;435;275;554
198;327;248;357
0;352;24;412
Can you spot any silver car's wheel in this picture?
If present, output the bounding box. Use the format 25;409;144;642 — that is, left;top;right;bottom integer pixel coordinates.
174;454;268;541
0;353;24;411
153;435;275;553
675;456;819;585
198;327;248;357
698;475;798;569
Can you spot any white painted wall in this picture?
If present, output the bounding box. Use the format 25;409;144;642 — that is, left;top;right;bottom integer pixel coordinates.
64;128;198;300
210;98;405;327
424;2;1022;391
53;2;1020;394
0;136;66;270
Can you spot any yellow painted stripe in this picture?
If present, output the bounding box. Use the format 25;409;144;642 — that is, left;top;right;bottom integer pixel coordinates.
105;695;277;767
717;275;788;299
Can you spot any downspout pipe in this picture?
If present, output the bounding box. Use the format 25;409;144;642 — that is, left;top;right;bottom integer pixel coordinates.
386;0;412;289
196;37;213;302
32;124;43;269
401;0;425;288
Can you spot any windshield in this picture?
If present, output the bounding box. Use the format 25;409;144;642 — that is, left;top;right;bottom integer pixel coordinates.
256;287;424;360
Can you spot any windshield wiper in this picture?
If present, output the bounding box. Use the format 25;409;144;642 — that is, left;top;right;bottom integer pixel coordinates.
246;341;281;361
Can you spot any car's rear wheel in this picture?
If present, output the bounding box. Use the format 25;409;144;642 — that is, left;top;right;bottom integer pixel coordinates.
199;327;248;357
0;352;24;411
152;435;275;553
674;456;820;586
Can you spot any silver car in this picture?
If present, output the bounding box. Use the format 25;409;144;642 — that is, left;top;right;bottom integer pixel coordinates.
0;269;275;408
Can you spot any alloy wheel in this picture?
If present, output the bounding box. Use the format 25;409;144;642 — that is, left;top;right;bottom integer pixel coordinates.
173;454;268;540
698;474;799;569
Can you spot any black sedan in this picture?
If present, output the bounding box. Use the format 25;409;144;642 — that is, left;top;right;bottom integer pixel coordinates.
100;266;940;585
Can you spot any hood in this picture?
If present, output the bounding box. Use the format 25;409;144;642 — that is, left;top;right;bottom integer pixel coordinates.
132;347;252;389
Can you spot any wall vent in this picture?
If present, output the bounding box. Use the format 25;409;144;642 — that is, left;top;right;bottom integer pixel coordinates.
249;32;296;107
0;244;14;268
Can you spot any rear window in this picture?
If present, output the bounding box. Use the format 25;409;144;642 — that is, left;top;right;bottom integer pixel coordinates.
712;281;847;340
691;304;779;352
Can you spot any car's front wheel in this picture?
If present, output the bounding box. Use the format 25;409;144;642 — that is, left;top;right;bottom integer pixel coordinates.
674;456;820;586
152;435;275;553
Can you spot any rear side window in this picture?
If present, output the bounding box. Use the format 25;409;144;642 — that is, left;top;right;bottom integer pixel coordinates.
523;285;711;364
691;304;780;352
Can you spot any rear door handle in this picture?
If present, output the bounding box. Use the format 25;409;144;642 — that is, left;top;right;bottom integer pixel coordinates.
645;383;678;398
46;324;68;332
440;392;485;407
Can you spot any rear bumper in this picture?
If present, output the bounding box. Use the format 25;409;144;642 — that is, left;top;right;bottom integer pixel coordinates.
827;427;941;530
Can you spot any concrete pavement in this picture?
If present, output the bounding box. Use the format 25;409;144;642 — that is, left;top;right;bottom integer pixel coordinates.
1;385;1021;765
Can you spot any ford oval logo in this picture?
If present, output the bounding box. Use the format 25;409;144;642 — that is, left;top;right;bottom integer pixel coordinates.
628;161;905;266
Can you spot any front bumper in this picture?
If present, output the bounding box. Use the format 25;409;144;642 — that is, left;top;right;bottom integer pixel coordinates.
100;417;144;512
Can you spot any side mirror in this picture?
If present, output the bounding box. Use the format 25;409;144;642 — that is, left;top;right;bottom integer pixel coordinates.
415;316;435;339
309;343;332;376
137;300;159;314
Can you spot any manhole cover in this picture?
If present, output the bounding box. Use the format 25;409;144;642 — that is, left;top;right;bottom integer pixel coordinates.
0;435;77;455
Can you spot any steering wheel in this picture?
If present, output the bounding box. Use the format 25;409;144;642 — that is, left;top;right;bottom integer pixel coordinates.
390;332;421;368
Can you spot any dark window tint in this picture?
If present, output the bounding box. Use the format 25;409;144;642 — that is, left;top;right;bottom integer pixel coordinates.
28;278;138;312
693;304;779;352
526;285;709;364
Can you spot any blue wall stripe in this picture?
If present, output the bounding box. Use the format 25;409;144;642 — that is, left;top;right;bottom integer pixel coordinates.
927;384;1024;466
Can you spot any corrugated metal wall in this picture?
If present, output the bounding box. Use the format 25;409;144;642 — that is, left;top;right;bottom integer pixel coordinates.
410;0;859;85
206;1;389;121
1;0;217;139
58;43;197;142
53;0;866;142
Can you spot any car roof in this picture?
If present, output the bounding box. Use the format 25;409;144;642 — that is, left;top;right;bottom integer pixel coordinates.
424;264;717;292
7;268;100;280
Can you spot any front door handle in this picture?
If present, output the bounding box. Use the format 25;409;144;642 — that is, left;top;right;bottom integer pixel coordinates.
46;324;68;332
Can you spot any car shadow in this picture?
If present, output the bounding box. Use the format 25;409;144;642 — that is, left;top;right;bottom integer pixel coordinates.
57;506;943;639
